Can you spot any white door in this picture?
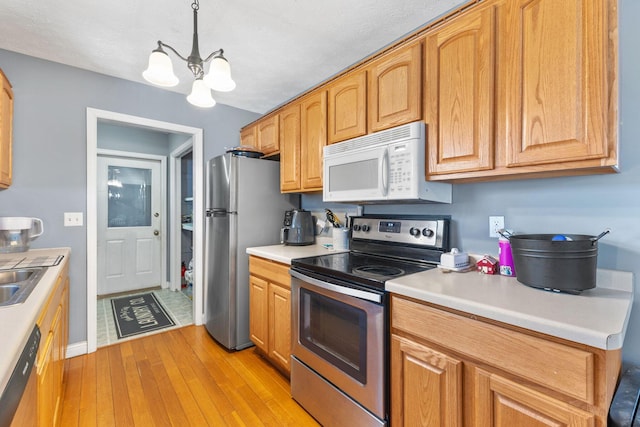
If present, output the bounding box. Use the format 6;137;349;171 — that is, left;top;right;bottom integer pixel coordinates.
97;155;162;295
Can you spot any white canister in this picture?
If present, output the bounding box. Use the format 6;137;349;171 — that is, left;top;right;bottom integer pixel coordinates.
332;228;349;250
0;217;44;253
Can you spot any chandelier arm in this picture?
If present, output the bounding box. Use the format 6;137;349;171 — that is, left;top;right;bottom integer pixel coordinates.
158;41;190;63
203;49;225;63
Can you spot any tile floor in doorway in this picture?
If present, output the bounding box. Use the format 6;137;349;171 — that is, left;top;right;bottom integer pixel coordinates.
97;288;194;347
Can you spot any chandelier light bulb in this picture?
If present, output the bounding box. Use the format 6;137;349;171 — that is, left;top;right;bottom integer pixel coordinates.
187;78;216;108
142;50;179;87
204;55;236;92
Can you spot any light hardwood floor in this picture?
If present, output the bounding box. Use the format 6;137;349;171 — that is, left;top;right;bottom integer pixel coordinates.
60;325;320;426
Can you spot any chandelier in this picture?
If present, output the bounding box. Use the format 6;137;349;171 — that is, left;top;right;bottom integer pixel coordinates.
142;0;236;108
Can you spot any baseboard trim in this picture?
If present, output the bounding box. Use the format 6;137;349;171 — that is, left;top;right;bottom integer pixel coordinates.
66;341;88;358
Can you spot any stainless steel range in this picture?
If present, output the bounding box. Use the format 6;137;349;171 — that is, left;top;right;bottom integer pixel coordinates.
290;215;450;427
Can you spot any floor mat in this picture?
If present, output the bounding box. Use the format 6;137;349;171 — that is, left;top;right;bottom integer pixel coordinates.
111;292;176;339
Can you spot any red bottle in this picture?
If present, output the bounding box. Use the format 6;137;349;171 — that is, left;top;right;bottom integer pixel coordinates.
181;261;186;287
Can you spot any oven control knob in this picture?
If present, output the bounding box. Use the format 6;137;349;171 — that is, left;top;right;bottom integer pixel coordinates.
353;224;361;232
422;228;435;237
361;224;370;232
409;227;421;237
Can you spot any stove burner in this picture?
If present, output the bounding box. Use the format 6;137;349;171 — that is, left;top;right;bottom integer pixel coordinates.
353;265;405;278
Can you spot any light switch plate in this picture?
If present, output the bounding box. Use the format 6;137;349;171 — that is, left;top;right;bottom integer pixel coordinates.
64;212;83;227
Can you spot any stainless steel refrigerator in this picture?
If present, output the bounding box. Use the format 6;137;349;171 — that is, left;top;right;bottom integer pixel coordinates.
204;153;299;350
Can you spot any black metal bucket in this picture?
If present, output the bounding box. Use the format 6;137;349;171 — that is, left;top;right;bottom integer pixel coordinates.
509;231;609;293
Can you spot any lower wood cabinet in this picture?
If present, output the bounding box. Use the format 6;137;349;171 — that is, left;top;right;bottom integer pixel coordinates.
249;255;291;375
391;295;619;427
391;335;463;426
35;259;69;427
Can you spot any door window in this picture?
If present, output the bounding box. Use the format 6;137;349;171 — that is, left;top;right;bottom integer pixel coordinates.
107;166;152;227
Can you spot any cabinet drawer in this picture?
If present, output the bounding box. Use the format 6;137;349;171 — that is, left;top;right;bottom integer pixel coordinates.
249;256;290;288
392;296;595;403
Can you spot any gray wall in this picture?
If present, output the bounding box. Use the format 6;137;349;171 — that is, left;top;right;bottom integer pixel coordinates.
0;48;259;345
304;0;640;364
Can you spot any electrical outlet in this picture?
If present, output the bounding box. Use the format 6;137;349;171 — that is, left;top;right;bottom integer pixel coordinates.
64;212;83;227
489;216;504;238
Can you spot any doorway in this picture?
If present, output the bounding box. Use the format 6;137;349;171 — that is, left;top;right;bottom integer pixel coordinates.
86;108;204;354
97;153;163;295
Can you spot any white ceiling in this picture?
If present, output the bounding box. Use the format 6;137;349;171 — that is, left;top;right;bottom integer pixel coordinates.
0;0;466;114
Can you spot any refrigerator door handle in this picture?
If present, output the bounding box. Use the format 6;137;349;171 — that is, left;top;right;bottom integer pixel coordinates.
206;208;228;217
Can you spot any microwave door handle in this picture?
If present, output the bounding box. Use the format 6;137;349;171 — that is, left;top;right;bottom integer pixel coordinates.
381;148;389;196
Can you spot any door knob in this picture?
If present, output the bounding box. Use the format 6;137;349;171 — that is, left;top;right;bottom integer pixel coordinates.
154;230;160;236
154;212;160;217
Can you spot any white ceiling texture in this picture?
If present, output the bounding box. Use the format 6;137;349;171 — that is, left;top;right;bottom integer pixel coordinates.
0;0;466;114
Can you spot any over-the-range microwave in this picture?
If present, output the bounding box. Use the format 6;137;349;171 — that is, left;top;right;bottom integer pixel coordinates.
323;121;452;204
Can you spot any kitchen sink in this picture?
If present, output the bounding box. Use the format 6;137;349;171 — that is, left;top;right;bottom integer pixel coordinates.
0;269;35;285
0;284;20;303
0;268;47;307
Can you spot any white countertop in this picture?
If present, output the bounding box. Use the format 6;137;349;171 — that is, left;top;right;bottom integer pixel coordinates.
0;247;70;394
387;268;634;350
246;237;349;265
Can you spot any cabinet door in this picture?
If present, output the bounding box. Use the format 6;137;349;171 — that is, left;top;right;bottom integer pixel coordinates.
249;275;268;352
368;42;422;133
473;368;594;427
240;125;258;151
52;305;64;426
500;0;608;167
425;7;495;176
391;335;463;427
279;103;301;192
37;331;55;427
257;114;280;156
300;90;327;190
0;70;13;188
327;70;367;144
268;283;291;373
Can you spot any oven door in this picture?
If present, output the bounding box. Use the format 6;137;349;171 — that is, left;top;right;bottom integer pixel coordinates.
290;269;387;420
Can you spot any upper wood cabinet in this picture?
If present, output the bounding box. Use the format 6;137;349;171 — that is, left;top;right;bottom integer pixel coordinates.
300;90;327;190
241;0;618;184
327;42;421;143
257;114;279;156
239;124;258;151
327;70;367;144
367;41;422;133
425;5;496;176
279;103;301;192
427;0;617;181
280;90;326;193
0;69;13;188
499;0;610;168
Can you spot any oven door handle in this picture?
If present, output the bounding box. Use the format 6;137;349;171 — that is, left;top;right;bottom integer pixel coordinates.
290;270;383;304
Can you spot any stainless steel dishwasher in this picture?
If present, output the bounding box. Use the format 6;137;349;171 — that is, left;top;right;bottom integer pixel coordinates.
0;325;40;427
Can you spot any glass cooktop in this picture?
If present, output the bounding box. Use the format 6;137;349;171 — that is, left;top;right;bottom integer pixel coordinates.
291;251;435;290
